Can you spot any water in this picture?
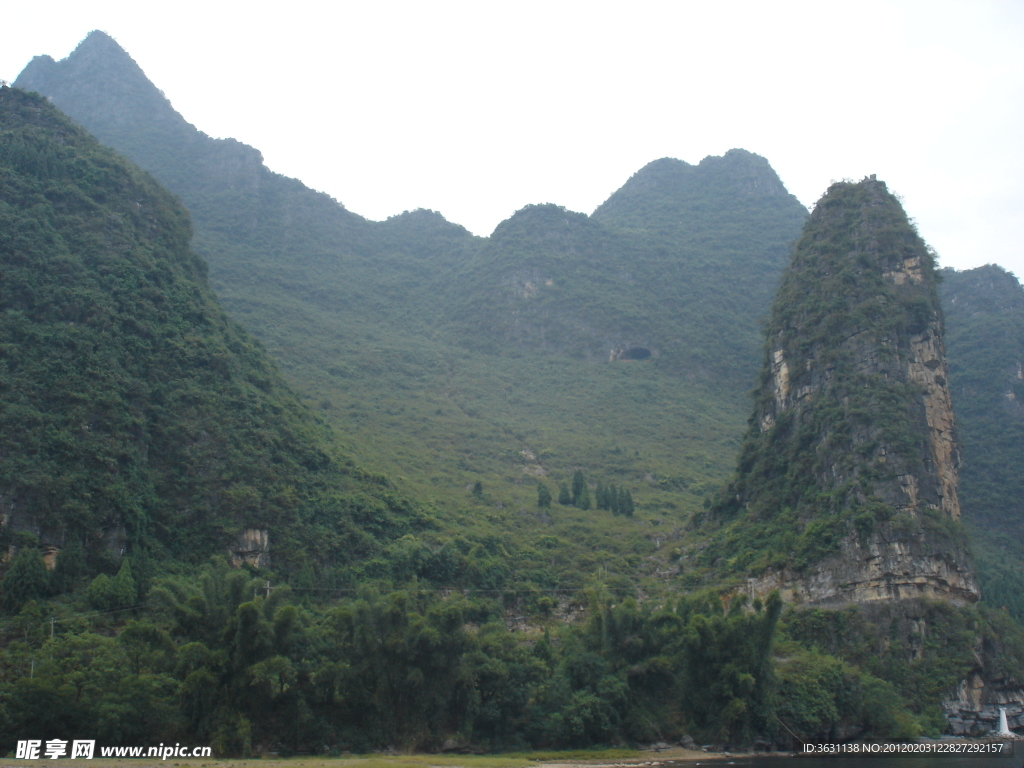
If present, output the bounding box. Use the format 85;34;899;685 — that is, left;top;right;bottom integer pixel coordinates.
1001;709;1013;737
660;743;1020;768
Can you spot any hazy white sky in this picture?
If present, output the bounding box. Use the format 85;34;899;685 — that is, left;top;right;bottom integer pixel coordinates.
3;0;1022;276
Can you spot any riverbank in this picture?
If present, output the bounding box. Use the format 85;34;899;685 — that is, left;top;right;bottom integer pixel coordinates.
5;747;723;768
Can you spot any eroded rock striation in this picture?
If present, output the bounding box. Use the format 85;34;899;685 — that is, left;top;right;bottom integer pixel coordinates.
714;177;978;605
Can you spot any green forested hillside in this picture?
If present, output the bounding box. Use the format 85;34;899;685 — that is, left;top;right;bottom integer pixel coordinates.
451;153;809;384
13;31;809;594
942;265;1024;619
591;152;809;382
0;86;418;573
8;32;1024;754
706;178;970;581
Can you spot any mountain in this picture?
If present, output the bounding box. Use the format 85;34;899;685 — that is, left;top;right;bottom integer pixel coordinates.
0;85;417;571
942;265;1024;530
15;30;381;260
708;176;977;605
7;36;1024;750
14;30;448;357
592;152;808;377
14;31;811;595
941;265;1024;619
453;152;807;383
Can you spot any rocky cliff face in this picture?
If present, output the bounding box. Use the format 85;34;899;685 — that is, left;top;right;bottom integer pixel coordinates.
943;670;1024;736
714;177;978;605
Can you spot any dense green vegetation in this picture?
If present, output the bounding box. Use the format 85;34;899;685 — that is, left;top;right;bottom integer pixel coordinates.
0;86;419;571
705;178;965;575
7;557;1021;755
12;33;808;588
9;30;1024;752
942;265;1024;620
591;152;809;382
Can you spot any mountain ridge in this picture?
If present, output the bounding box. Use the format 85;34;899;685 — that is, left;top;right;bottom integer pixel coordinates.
13;29;812;550
0;85;418;571
5;34;1024;750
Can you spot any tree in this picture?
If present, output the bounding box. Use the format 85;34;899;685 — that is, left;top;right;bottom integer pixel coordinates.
537;483;552;509
87;559;137;611
576;484;592;511
680;591;782;743
609;484;620;515
87;574;116;610
571;471;585;506
113;558;137;607
620;489;635;517
1;548;49;613
558;482;572;506
50;538;86;594
119;619;175;674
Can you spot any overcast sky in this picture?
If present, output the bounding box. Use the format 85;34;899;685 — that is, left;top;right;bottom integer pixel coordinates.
3;0;1022;276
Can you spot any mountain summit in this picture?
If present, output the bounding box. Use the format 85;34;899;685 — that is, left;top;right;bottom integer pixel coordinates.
17;31;181;137
593;149;794;228
710;177;978;605
15;29;378;269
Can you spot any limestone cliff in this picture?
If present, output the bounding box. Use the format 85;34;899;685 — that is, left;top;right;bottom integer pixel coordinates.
711;177;978;605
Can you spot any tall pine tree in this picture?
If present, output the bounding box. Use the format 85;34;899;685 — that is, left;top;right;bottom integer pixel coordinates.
537;483;552;509
571;471;585;506
558;482;571;505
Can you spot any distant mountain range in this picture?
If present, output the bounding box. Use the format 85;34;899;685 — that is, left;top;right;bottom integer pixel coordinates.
14;30;811;594
14;30;1024;614
6;29;1024;749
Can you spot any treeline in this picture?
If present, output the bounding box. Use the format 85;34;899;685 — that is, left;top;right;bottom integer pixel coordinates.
0;557;978;756
537;472;635;516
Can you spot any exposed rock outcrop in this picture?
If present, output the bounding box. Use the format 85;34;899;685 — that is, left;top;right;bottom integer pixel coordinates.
230;528;271;569
715;177;978;605
944;671;1024;736
743;533;978;606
